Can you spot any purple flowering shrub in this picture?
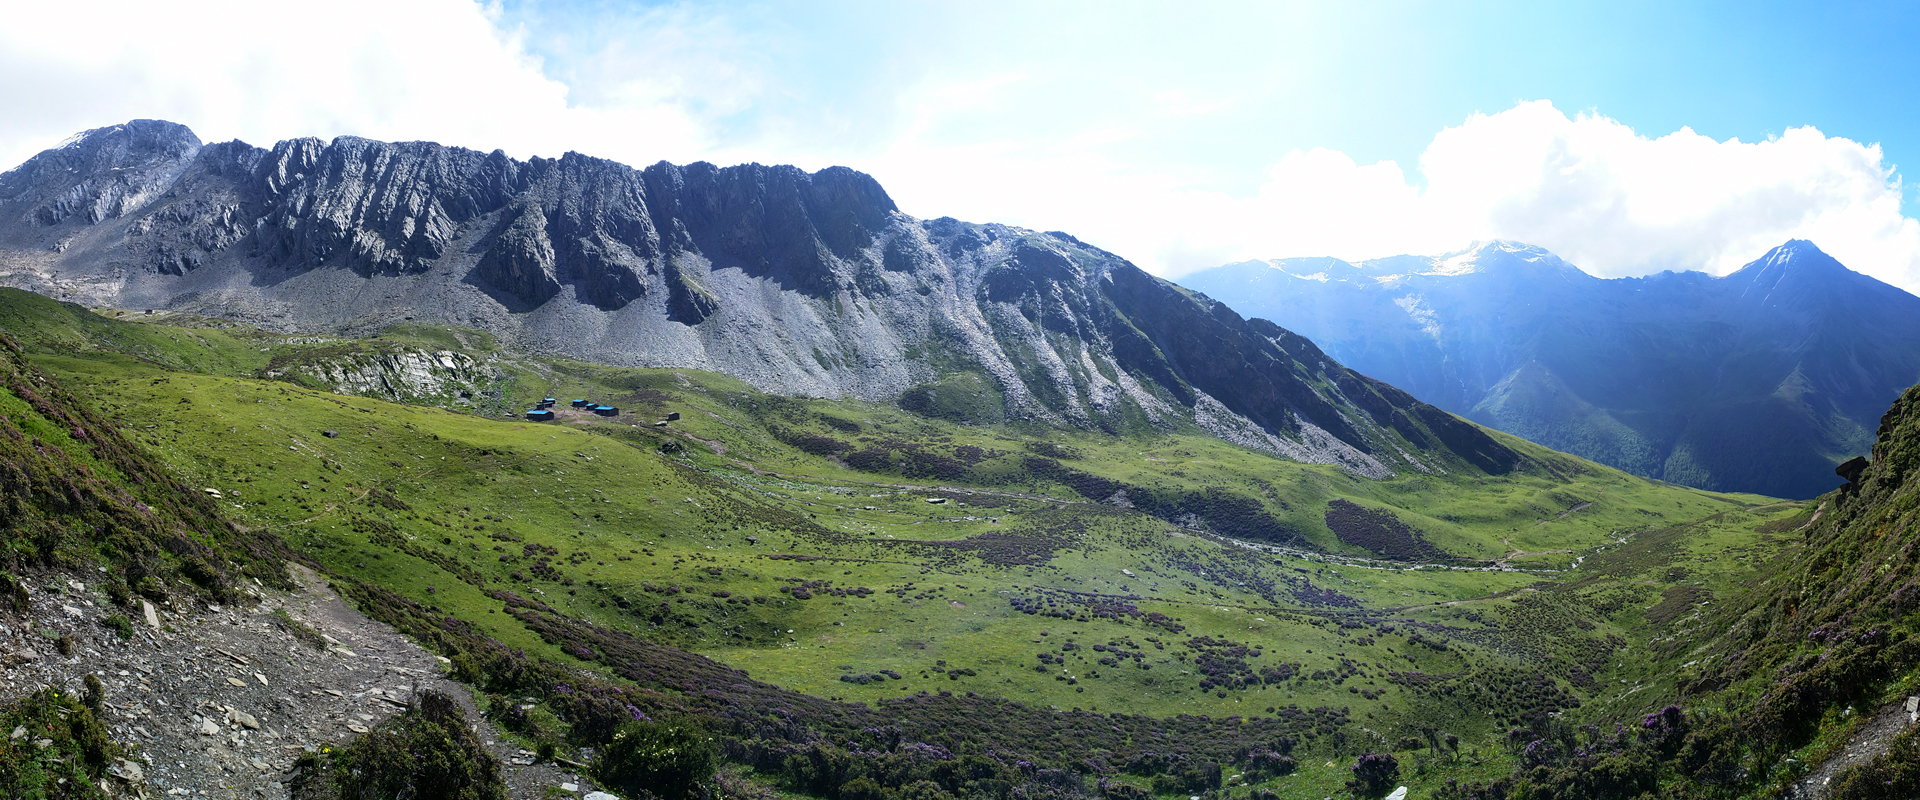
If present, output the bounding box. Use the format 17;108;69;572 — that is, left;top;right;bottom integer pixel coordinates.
1345;752;1399;797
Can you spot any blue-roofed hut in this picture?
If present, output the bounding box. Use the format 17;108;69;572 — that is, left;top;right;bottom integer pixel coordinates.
526;409;555;421
594;405;618;417
571;399;588;408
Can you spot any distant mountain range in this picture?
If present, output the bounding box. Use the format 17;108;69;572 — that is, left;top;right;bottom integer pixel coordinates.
1179;240;1920;498
0;119;1523;480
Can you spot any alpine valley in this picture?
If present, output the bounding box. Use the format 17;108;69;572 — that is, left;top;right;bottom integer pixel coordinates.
0;121;1913;800
1180;241;1920;499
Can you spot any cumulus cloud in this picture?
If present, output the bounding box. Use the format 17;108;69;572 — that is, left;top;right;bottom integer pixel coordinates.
1416;101;1920;284
0;0;717;171
863;99;1920;293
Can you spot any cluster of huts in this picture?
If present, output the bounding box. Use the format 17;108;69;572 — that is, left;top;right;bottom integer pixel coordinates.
525;397;622;421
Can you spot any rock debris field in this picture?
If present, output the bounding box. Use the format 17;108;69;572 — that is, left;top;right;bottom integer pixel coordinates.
0;563;586;799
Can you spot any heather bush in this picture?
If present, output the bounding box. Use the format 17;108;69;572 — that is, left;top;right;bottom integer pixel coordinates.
0;688;120;800
595;716;718;800
1345;752;1398;798
839;776;888;800
323;690;507;800
1242;749;1296;781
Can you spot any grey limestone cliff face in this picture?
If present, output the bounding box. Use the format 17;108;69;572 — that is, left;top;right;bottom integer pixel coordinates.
0;120;1519;478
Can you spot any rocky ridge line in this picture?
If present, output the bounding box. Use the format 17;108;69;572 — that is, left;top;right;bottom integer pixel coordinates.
0;120;1522;479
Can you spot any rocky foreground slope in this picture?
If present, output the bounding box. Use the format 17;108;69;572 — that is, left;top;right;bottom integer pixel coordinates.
0;120;1518;479
1;565;577;799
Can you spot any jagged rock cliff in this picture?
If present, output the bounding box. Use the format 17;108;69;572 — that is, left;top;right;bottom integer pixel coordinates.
0;120;1519;477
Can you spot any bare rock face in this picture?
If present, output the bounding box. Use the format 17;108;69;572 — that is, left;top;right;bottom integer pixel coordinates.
477;201;561;306
0;120;202;228
266;347;490;406
0;120;1519;477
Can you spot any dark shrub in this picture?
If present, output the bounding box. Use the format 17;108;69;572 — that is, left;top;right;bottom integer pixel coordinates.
1244;749;1296;780
0;688;120;799
1148;760;1221;794
898;779;956;800
595;717;718;800
326;690;507;800
1639;705;1688;756
1346;752;1399;798
549;684;648;745
839;776;888;800
1098;779;1150;800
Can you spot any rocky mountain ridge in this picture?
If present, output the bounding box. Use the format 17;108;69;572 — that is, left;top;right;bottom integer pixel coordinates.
0;120;1521;478
1180;240;1920;497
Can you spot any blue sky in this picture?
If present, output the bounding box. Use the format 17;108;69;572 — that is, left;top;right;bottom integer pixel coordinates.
4;0;1919;288
494;0;1919;196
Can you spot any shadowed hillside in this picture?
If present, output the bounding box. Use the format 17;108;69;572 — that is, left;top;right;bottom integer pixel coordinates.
1182;240;1920;498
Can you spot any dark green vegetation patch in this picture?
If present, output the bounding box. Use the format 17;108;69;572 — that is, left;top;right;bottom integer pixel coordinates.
293;690;507;800
0;688;123;800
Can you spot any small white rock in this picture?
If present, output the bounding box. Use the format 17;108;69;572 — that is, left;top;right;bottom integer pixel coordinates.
1385;788;1409;800
560;783;578;792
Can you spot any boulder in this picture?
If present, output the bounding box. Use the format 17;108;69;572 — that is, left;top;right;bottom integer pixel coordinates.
1836;455;1869;485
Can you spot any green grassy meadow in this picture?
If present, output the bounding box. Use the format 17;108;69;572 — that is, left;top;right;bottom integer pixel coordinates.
2;289;1822;797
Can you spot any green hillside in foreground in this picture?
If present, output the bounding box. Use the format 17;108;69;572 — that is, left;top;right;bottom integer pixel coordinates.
0;332;300;798
10;289;1916;799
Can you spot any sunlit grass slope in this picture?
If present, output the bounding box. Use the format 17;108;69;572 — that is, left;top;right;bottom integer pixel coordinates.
5;292;1822;798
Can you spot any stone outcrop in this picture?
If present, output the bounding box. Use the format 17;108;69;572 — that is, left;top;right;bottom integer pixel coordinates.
0;120;1520;477
266;347;491;406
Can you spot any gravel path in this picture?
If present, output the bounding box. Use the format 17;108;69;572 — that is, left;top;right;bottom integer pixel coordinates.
0;564;585;799
1789;694;1920;799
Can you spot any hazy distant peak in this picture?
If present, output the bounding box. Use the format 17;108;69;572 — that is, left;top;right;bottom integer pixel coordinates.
1752;239;1837;271
1326;240;1586;280
1428;240;1582;276
1254;255;1364;282
1727;239;1844;282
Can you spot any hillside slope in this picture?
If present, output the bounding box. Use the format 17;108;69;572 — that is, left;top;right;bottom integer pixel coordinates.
1428;379;1920;800
1180;240;1920;498
0;333;288;597
0;121;1510;481
0;327;306;796
10;293;1819;799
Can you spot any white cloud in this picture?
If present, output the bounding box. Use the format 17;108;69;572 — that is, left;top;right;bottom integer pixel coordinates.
2;2;1915;295
1415;101;1920;284
0;0;716;172
863;98;1920;293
